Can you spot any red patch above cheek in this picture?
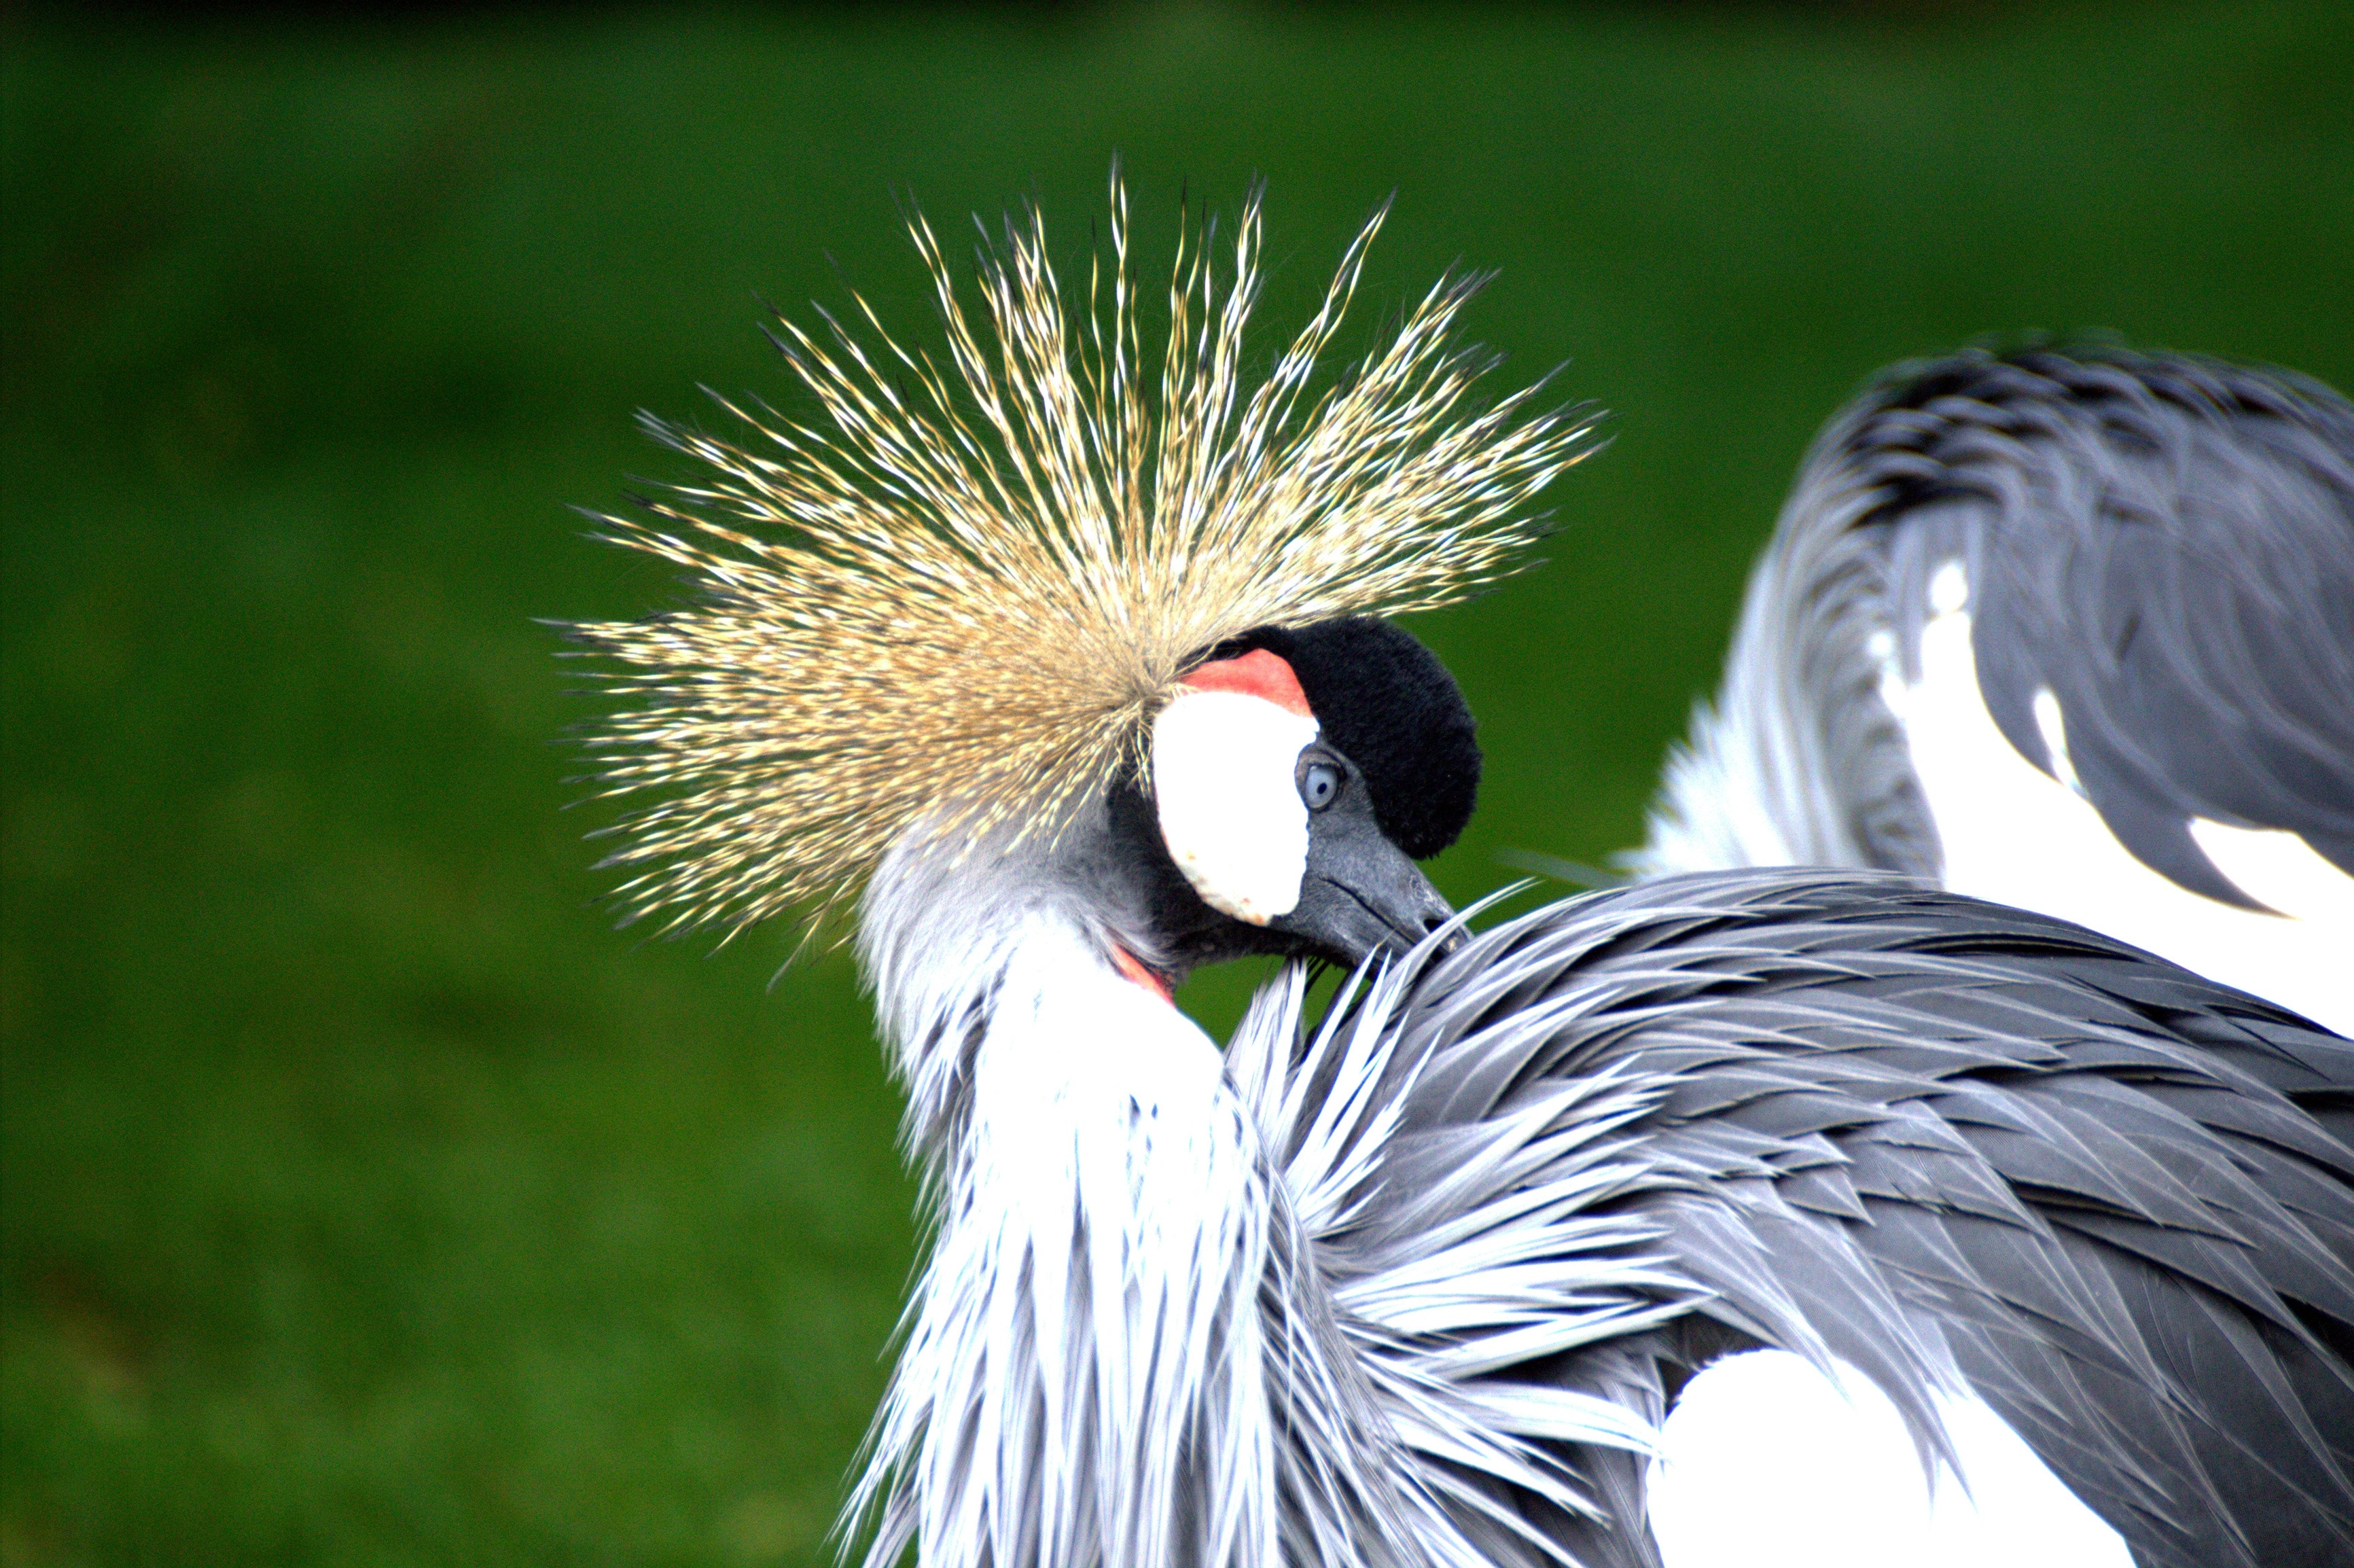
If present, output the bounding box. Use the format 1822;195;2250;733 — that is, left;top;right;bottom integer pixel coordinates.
1179;648;1312;717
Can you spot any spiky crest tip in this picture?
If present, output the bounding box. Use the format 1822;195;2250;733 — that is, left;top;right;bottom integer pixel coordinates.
565;172;1601;946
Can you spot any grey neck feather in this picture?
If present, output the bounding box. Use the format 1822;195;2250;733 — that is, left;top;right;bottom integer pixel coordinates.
855;796;1206;1153
846;807;1416;1568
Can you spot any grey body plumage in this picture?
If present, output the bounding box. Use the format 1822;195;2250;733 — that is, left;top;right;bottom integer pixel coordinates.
1639;346;2354;903
1336;870;2354;1568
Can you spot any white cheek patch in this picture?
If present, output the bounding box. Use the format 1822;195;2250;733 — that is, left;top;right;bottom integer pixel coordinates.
1152;690;1321;925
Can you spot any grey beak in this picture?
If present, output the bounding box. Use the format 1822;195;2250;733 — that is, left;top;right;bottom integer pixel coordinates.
1269;804;1461;967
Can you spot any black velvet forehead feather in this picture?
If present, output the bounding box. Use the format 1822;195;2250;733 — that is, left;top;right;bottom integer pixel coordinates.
1207;618;1481;859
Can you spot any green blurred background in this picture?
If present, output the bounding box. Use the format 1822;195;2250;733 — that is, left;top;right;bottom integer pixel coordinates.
3;1;2348;1561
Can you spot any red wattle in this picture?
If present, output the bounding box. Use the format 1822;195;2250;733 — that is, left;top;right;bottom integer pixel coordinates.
1111;946;1175;1005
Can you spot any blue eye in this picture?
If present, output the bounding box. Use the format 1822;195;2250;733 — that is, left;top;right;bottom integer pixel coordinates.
1300;761;1342;810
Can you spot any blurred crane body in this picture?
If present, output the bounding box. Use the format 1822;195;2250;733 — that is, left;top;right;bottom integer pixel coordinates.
1636;348;2354;1032
567;184;2354;1568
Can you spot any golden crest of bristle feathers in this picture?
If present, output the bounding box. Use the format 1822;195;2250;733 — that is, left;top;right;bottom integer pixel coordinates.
565;175;1600;945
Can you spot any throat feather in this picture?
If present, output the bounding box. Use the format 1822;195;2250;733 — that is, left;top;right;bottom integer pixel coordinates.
853;914;1284;1568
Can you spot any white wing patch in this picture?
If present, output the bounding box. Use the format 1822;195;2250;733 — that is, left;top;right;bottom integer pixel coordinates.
1152;690;1320;925
1883;558;2354;1033
2190;817;2354;926
1648;1351;2131;1568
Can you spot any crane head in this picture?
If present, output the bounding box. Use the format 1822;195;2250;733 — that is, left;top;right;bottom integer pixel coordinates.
565;176;1591;957
1109;616;1474;975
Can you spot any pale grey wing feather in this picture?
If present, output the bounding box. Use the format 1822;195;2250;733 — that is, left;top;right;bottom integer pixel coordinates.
1285;870;2354;1568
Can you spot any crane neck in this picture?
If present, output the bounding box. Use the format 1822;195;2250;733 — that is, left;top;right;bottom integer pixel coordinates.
850;838;1295;1567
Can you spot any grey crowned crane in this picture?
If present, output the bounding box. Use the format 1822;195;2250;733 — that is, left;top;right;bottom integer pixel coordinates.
565;183;2354;1568
1635;347;2354;1033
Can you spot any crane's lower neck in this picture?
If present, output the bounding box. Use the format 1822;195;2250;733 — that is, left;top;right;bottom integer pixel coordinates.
855;906;1290;1567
